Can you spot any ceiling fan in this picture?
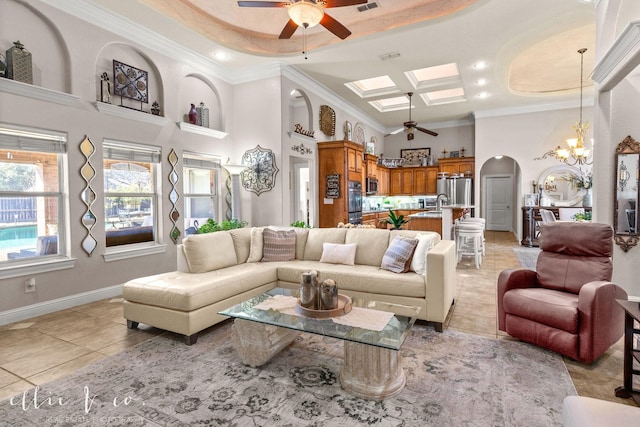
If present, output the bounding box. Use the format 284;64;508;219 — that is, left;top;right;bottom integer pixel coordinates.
389;92;438;140
237;0;368;40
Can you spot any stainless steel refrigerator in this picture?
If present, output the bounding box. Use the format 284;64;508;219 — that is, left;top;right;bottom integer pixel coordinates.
437;177;473;205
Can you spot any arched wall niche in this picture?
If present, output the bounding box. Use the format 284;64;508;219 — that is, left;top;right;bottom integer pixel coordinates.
181;74;224;131
289;89;313;133
2;0;71;92
95;42;164;113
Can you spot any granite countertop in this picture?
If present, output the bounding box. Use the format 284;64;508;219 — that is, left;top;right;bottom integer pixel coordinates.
408;211;443;219
440;204;476;209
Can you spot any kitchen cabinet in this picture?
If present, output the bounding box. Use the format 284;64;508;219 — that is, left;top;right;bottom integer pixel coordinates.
438;157;475;176
317;140;364;228
413;168;428;195
378;166;389;195
364;154;377;178
410;217;442;234
390;169;413;195
426;167;438;194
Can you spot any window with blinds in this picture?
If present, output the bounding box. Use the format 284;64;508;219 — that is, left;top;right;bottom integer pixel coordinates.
103;140;160;247
183;152;220;233
0;124;66;263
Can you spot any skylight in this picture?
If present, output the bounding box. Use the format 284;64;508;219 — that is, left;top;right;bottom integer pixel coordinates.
405;63;461;89
421;88;467;106
345;75;399;98
368;95;410;113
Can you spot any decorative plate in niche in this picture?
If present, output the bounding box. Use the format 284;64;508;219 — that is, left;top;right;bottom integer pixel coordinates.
353;122;366;144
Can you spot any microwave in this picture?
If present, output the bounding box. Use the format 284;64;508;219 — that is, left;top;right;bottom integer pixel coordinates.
366;177;378;195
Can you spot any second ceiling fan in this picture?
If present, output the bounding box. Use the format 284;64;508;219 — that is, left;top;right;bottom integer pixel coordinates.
237;0;367;40
389;92;438;140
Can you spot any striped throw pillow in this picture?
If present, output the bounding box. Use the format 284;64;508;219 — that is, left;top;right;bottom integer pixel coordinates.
381;236;418;273
262;228;296;262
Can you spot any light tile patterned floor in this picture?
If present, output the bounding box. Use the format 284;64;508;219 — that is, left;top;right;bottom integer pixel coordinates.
0;231;633;407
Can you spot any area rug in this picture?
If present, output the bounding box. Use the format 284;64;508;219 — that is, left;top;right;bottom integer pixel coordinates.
513;246;541;270
1;322;575;426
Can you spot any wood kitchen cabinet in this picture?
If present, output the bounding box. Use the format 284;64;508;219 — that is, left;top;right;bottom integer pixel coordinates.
413;168;428;195
410;217;442;234
377;166;389;195
317;140;364;228
364;154;377;178
390;168;413;195
438;157;475;176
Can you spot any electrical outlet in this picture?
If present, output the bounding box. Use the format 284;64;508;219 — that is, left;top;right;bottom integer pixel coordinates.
25;278;36;293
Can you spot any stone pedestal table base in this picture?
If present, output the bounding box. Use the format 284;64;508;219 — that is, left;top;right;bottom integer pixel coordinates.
231;319;301;367
340;341;405;400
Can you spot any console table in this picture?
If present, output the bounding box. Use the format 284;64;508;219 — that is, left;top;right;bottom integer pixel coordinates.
614;299;640;406
521;206;592;247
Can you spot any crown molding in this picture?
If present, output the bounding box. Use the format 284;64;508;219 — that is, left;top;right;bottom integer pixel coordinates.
473;98;594;120
281;65;386;134
592;20;640;91
39;0;235;83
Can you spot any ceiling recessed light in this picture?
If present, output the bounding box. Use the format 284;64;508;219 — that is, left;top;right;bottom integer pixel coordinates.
476;92;489;99
494;155;504;160
475;78;487;86
213;51;229;61
473;61;487;70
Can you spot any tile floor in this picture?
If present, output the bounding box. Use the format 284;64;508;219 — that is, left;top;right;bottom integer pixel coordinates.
0;231;633;407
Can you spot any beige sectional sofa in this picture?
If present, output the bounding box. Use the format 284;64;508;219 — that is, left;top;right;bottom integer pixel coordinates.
123;226;457;344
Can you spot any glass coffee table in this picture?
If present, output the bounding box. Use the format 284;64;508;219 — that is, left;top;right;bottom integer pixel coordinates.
219;288;421;400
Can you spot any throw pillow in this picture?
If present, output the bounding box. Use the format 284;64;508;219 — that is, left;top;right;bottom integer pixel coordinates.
410;233;439;275
381;236;419;273
247;227;264;263
262;228;296;262
319;243;357;265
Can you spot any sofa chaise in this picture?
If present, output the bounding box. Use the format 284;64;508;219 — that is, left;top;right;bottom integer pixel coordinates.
123;226;457;344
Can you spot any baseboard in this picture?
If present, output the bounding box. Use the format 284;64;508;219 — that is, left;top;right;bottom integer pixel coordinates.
0;284;123;326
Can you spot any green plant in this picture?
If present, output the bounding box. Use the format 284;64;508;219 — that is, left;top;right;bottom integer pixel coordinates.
290;220;311;228
572;211;592;221
385;210;409;230
197;218;247;234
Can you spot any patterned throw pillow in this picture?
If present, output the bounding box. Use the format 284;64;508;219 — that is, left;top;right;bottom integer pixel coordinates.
262;228;296;262
381;236;419;273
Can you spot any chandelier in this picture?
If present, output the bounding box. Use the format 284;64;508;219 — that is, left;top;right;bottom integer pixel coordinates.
536;48;593;166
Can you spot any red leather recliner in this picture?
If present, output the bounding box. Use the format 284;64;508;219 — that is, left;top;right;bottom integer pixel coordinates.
498;222;627;364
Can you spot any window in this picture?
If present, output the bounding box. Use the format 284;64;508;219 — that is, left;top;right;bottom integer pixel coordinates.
103;140;160;248
0;124;66;265
183;152;220;232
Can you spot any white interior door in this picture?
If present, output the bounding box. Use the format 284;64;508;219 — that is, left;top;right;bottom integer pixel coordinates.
485;175;513;231
292;160;311;226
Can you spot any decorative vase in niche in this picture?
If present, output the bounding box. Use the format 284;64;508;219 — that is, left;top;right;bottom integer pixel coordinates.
151;101;160;115
196;101;209;128
583;189;592;208
6;40;32;84
188;103;197;124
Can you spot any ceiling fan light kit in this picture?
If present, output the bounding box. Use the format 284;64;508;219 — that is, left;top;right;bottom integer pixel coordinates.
288;1;324;28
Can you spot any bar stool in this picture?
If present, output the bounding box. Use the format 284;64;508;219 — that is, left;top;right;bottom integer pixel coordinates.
460;217;486;255
455;222;484;269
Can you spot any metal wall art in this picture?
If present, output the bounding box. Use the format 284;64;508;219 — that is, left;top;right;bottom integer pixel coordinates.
319;105;336;136
292;143;313;155
240;145;279;196
79;136;97;256
113;60;148;106
168;149;181;243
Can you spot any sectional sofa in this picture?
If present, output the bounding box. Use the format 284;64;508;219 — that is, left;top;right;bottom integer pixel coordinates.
122;226;457;344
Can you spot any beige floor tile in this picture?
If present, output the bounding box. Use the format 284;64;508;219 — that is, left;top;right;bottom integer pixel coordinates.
27;352;108;385
1;339;90;378
0;379;34;401
66;323;143;352
0;368;21;388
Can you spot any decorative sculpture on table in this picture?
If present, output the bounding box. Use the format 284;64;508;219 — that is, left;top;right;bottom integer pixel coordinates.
100;72;111;104
240;145;279;196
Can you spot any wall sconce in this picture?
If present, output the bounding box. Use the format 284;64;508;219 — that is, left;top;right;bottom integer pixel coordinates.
619;160;630;191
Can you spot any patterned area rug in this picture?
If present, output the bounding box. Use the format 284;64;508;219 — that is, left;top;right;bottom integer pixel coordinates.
1;323;575;426
513;246;541;270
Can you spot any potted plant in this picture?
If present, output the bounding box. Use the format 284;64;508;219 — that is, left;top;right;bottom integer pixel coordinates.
197;218;247;234
385;210;409;230
290;221;312;228
573;172;593;207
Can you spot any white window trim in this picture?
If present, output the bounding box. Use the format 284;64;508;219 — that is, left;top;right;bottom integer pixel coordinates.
103;242;166;262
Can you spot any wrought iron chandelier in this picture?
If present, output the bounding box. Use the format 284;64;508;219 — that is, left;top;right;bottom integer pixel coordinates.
537;48;593;166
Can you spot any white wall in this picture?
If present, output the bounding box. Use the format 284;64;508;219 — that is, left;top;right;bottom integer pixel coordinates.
594;0;640;297
383;124;474;160
474;106;594;241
